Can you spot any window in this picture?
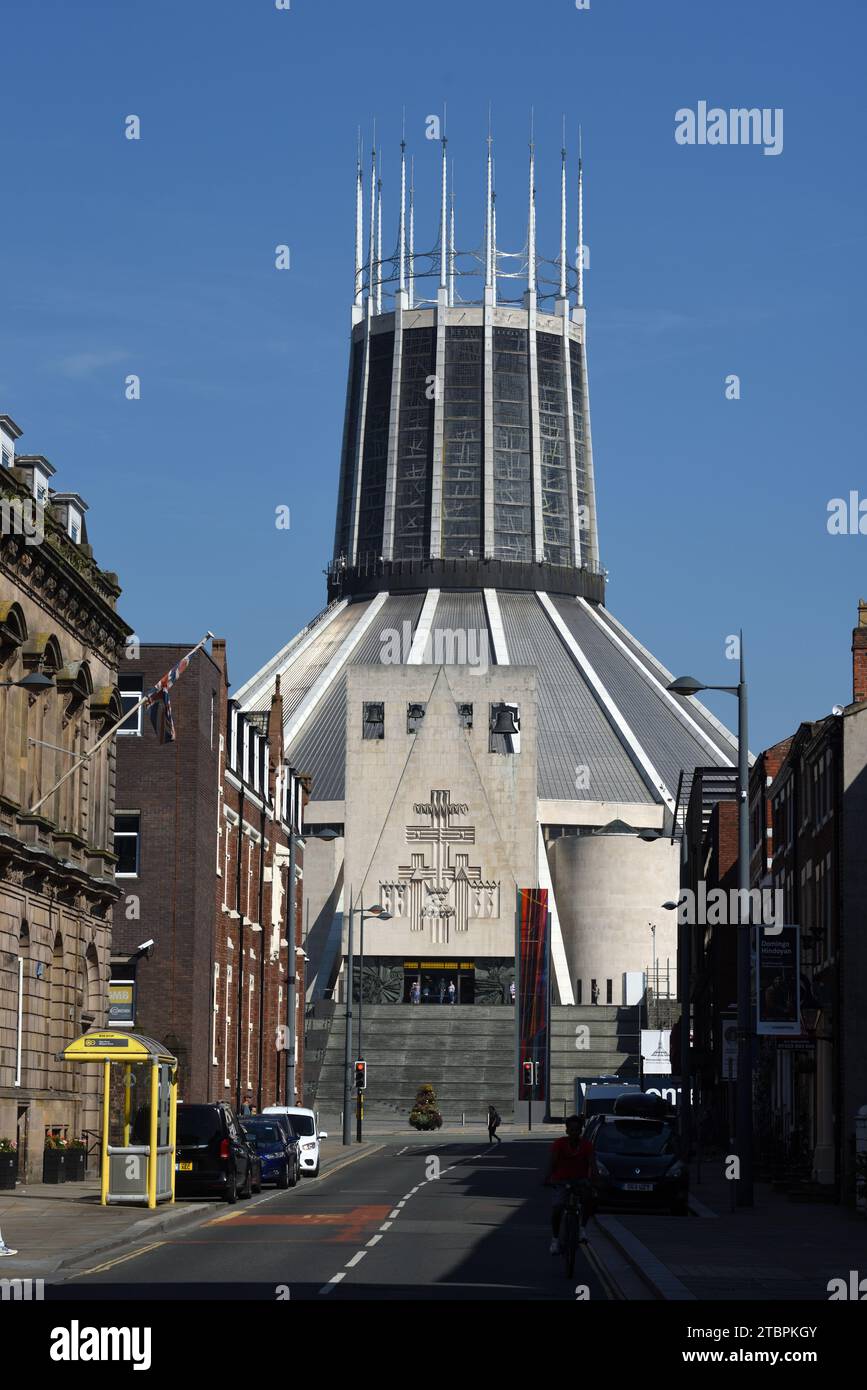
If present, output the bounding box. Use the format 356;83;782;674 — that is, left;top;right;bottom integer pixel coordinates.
33;470;50;504
606;978;613;1004
407;702;426;734
68;507;82;544
1;447;12;469
114;813;141;876
575;978;582;1005
458;703;473;729
363;702;384;739
117;676;144;735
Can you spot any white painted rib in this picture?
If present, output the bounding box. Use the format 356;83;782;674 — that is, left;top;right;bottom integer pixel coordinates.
283;590;389;748
537;591;675;812
407;589;441;663
483;589;510;665
596;606;741;759
234;599;349;710
537;823;574;1005
578;599;734;766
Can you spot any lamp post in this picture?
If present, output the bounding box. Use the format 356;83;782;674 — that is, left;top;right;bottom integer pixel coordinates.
667;634;753;1207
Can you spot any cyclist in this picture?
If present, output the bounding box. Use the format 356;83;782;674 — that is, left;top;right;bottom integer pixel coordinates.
544;1114;593;1254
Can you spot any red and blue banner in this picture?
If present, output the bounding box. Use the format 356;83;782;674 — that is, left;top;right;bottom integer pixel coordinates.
518;888;549;1102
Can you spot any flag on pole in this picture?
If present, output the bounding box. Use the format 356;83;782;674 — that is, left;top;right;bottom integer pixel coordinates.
145;654;191;744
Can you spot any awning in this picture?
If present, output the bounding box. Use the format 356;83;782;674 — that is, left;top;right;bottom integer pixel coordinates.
59;1031;177;1066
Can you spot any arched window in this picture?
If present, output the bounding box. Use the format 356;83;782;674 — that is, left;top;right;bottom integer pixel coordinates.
15;921;30;1088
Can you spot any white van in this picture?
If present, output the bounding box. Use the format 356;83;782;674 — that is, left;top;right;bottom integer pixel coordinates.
262;1106;327;1177
575;1080;644;1119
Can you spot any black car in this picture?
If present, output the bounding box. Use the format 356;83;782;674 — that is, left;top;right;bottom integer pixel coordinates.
174;1102;256;1203
589;1115;689;1215
241;1116;300;1189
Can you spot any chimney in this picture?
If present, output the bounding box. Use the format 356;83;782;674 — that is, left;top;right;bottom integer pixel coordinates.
853;599;867;704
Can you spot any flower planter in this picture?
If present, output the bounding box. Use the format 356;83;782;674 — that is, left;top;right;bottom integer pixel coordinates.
0;1153;17;1190
42;1149;67;1184
67;1149;86;1182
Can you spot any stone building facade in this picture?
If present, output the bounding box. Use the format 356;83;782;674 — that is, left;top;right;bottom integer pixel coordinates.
0;413;131;1180
112;640;308;1110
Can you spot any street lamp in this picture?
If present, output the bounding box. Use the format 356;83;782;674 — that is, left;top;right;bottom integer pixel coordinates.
667;633;753;1207
0;671;56;693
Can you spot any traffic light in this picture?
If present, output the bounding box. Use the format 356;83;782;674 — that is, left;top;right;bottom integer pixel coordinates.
522;1060;534;1088
354;1060;367;1091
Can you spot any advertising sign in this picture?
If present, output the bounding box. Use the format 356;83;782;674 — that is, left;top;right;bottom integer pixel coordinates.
756;925;801;1036
517;889;549;1101
108;980;135;1027
640;1028;671;1075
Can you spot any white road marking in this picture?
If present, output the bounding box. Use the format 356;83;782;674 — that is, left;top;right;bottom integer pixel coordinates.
318;1273;345;1295
389;1209;401;1218
395;1146;408;1156
366;1234;382;1248
345;1251;367;1268
380;1221;393;1231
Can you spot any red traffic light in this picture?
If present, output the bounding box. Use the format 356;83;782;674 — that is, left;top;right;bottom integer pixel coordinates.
354;1060;367;1090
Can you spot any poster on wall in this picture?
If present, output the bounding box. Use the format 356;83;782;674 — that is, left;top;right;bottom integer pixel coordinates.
640;1028;671;1075
756;924;801;1036
517;888;548;1102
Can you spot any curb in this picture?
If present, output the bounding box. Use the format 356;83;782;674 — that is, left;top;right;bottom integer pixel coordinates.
594;1216;696;1301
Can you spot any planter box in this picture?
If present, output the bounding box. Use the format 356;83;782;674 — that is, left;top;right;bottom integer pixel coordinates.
0;1154;17;1190
67;1149;86;1182
42;1150;67;1184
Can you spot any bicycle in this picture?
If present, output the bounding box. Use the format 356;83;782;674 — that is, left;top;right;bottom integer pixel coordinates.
558;1180;591;1278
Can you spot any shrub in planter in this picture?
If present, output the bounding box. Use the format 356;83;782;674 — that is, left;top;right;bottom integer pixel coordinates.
67;1139;87;1182
43;1136;68;1184
0;1140;17;1190
409;1083;443;1132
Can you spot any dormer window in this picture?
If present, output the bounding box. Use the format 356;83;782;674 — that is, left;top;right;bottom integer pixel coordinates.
68;506;83;544
1;447;12;470
33;470;50;505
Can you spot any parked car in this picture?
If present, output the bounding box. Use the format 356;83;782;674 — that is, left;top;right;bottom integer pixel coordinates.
613;1091;674;1121
262;1106;327;1177
241;1115;299;1188
173;1102;255;1203
589;1114;689;1215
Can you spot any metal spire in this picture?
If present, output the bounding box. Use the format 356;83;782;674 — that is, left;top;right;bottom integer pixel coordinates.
560;117;568;301
399;130;407;296
376;155;383;313
355;130;364;308
409;155;415;308
491;159;498;301
448;161;456;306
439;124;448;291
577;125;585;308
368;122;376;304
485;107;493;289
527;110;536;296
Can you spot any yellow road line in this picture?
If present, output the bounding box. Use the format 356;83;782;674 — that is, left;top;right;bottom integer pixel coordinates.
68;1241;166;1277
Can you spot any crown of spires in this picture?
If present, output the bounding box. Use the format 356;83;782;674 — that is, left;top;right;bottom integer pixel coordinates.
353;113;585;313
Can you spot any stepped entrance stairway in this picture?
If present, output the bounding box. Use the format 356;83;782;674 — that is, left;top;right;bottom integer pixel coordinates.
310;1001;642;1126
549;1004;641;1120
313;1004;516;1125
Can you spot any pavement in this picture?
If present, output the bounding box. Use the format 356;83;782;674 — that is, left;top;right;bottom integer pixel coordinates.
597;1155;867;1301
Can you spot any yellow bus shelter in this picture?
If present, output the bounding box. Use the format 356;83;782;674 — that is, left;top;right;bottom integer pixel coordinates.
59;1031;178;1209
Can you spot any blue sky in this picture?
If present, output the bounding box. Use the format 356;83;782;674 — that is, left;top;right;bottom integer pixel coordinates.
2;0;865;748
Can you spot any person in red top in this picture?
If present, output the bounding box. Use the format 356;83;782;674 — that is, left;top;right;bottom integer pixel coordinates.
544;1115;594;1253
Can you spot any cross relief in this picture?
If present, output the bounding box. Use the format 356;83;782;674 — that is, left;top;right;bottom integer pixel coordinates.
380;790;500;943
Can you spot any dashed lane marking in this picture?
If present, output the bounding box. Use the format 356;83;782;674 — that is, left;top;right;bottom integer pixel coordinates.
345;1250;367;1268
319;1273;345;1294
366;1234;382;1248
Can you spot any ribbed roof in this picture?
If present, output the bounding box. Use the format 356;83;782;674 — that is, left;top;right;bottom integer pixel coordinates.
239;588;736;811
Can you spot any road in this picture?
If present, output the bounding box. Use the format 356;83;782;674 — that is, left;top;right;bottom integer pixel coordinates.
53;1134;613;1301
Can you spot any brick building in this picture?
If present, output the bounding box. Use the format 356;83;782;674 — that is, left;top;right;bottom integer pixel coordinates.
1;412;131;1179
685;602;867;1203
112;641;308;1111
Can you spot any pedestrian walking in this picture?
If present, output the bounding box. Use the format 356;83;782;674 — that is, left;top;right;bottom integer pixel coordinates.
447;979;456;1005
438;980;446;1005
591;981;600;1006
509;980;515;1005
410;980;421;1005
239;1094;255;1116
487;1105;502;1144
